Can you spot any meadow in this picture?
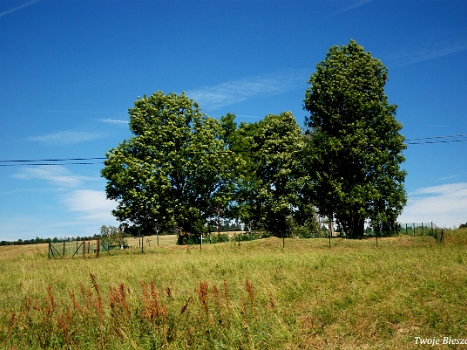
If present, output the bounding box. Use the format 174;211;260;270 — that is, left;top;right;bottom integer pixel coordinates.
1;230;467;349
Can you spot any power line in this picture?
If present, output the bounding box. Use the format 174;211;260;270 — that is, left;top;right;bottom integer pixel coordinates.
0;157;105;167
0;157;105;163
0;162;104;167
405;134;467;145
0;134;465;166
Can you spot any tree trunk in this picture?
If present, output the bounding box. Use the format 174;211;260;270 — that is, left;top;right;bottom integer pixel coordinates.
348;218;364;239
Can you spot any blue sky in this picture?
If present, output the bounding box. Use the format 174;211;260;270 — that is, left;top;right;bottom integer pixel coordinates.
1;0;466;241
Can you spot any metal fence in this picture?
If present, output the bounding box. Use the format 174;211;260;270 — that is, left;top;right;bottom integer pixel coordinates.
398;222;443;237
48;239;112;259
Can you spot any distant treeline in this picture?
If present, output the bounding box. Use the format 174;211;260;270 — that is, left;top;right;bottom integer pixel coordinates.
1;222;244;247
0;235;100;246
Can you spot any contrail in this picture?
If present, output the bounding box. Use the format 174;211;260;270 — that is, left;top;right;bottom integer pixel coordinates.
0;0;42;19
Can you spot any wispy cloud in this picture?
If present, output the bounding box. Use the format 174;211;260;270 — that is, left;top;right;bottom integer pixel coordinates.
187;68;309;111
389;41;467;68
399;183;467;228
27;130;108;145
436;174;459;181
61;189;117;221
5;167;118;241
13;166;92;188
334;0;372;15
0;0;42;19
0;209;117;241
99;118;128;125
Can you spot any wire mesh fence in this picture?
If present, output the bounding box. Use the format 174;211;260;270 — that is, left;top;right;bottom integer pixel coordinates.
48;240;112;259
47;235;180;258
44;222;447;258
398;222;443;238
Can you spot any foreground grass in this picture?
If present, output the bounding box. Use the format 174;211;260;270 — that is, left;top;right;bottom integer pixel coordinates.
1;231;467;349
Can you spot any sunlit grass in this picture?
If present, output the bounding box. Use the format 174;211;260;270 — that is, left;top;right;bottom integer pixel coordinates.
1;230;467;349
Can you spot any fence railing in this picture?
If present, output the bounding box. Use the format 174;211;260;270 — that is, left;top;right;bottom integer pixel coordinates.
397;222;443;237
48;239;112;259
306;221;445;239
45;224;447;258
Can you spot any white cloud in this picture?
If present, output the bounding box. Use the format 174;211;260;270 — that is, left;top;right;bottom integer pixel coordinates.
436;174;459;181
187;68;309;111
13;166;91;188
0;0;42;19
390;41;467;67
334;0;372;15
27;130;108;145
399;183;467;228
5;166;119;241
99;118;128;125
61;189;117;222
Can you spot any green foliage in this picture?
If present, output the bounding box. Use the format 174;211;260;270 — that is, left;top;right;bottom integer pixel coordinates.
99;225;121;245
303;39;407;238
232;112;307;236
100;41;408;240
178;233;231;245
101;91;241;236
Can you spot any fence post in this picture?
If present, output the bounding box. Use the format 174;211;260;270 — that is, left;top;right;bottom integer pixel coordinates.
83;240;86;257
62;240;65;257
422;222;424;236
406;223;408;234
96;239;100;258
48;242;51;259
413;223;415;236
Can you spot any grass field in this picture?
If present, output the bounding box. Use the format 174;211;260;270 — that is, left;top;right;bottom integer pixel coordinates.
1;230;467;349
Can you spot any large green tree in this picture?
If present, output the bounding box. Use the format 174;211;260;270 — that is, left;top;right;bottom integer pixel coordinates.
303;40;407;238
233;112;306;236
101;91;239;238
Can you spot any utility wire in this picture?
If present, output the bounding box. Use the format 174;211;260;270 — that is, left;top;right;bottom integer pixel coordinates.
0;134;465;166
0;162;104;167
0;157;105;163
405;134;467;145
0;157;105;167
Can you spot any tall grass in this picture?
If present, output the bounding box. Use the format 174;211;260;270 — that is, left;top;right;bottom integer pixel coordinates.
1;230;467;349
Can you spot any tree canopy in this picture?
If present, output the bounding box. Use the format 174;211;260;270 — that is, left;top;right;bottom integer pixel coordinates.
303;39;407;237
101;91;240;237
101;40;408;241
231;112;306;236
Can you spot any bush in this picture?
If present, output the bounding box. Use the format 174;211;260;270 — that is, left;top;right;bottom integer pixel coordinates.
177;233;230;245
230;233;254;242
294;227;313;238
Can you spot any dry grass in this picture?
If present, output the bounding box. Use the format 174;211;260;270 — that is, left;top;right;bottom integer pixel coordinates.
1;230;467;349
0;243;49;260
125;234;178;248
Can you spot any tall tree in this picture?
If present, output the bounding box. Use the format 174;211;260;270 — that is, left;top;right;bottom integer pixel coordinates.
303;40;407;238
101;91;239;238
233;112;306;236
